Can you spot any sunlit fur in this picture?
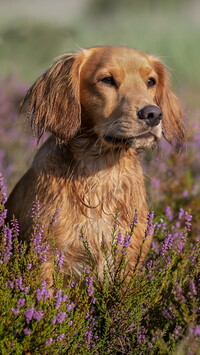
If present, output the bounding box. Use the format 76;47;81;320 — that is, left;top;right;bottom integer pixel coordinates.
6;46;185;284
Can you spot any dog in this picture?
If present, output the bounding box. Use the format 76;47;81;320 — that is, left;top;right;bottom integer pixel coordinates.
6;46;185;283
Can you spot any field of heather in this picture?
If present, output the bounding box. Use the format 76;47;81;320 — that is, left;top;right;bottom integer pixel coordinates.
0;0;199;354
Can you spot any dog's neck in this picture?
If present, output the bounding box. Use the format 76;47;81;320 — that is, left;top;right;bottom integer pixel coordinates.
67;132;138;173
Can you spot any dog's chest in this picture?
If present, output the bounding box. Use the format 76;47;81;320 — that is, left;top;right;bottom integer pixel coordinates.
62;152;147;232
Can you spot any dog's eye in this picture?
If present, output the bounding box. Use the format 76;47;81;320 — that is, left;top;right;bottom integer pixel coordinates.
147;77;156;88
101;76;116;87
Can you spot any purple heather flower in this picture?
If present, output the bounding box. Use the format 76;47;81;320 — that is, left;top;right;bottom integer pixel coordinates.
151;240;159;253
8;281;14;289
84;330;92;344
91;298;96;304
113;216;120;229
88;287;94;297
133;211;138;223
57;252;64;270
25;306;35;324
33;310;43;321
193;325;200;336
162;308;174;321
86;277;93;288
182;190;189;198
37;289;45;302
184;211;192;232
23;328;31;335
33;228;43;248
57;311;66;324
79;231;85;241
0;208;7;227
10;218;19;238
192;183;199;196
178;208;185;220
68;320;73;326
175;221;181;228
15;277;23;291
36;281;50;301
31;202;50;262
154;218;167;233
0;173;7;204
145;211;154;238
32;230;49;262
130;211;138;231
66;303;75;312
116;232;123;245
49;208;60;228
17;298;26;308
177;231;188;254
31;200;41;219
83;267;92;274
172;325;182;340
161;233;175;256
23;286;29;295
146;260;153;270
188;279;197;297
1;225;13;262
152;178;160;189
165;206;173;221
51;316;57;325
57;333;65;342
55;289;62;308
55;289;67;309
45;338;53;345
68;280;76;288
123;235;131;249
85;312;90;319
137;327;146;344
128;323;135;332
11;308;20;315
174;284;186;303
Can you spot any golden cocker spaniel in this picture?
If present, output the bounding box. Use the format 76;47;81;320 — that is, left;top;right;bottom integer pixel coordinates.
6;46;185;283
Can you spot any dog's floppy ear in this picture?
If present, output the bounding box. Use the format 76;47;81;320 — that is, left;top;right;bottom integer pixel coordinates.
150;57;186;151
22;53;82;143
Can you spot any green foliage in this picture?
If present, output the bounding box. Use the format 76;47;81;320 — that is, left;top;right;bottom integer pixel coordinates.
0;22;75;81
0;1;200;88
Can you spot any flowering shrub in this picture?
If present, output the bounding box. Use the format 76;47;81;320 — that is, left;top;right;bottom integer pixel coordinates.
0;76;37;191
0;173;199;354
143;109;200;238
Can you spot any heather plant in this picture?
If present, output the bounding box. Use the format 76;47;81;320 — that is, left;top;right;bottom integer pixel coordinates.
0;173;199;354
0;76;35;191
144;109;200;235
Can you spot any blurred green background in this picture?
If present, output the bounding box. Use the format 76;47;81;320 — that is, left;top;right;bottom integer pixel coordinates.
0;0;199;95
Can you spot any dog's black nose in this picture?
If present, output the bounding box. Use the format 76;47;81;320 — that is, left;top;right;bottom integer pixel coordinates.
137;105;163;127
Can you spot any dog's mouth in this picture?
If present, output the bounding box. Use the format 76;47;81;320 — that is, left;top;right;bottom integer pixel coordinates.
103;135;134;146
103;132;156;147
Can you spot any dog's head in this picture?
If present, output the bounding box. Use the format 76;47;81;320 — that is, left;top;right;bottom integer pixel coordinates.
23;46;185;151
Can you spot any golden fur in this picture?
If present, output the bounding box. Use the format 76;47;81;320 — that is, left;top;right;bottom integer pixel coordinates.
6;46;185;283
